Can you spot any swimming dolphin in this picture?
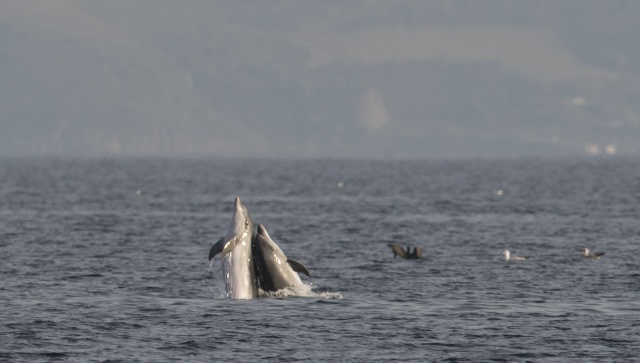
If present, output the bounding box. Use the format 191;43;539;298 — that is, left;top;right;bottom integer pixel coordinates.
252;224;310;292
388;243;422;259
208;197;258;299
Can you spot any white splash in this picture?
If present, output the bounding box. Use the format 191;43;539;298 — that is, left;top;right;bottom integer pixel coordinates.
259;283;342;299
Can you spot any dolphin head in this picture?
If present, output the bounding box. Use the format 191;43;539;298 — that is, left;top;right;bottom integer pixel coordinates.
230;197;252;235
255;224;285;256
224;197;254;253
208;197;254;261
231;197;253;230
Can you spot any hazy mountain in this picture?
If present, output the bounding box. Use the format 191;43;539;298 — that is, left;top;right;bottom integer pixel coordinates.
1;1;639;159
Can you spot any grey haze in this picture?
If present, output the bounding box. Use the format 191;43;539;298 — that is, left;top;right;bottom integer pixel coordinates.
1;1;639;159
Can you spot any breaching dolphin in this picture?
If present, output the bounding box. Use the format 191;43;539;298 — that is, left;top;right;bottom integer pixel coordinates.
252;224;310;292
208;197;258;299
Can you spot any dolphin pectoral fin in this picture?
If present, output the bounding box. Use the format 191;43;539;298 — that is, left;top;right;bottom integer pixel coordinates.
209;237;237;261
208;238;225;261
287;258;311;278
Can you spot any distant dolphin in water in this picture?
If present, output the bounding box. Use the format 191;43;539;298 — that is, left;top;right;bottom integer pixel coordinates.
388;244;422;259
502;249;528;261
208;197;258;299
582;247;605;259
252;224;310;292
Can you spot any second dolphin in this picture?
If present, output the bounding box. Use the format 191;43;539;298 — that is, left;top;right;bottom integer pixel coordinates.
252;224;310;293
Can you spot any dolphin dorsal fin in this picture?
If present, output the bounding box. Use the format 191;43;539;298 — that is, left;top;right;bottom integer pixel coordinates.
286;258;310;278
208;237;236;261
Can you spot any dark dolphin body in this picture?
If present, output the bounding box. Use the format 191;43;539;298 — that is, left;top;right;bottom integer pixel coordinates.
252;224;310;292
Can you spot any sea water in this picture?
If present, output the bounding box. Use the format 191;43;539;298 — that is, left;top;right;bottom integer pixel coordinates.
1;157;639;362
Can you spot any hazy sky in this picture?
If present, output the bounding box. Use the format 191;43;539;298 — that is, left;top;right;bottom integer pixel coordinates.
1;1;639;159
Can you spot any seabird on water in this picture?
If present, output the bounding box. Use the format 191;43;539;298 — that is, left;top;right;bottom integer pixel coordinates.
502;249;528;261
582;247;605;259
388;244;423;259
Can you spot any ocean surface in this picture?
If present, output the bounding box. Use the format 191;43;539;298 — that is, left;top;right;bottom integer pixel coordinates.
1;157;639;362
